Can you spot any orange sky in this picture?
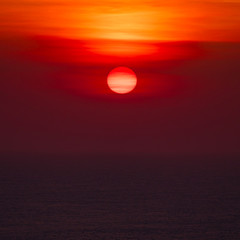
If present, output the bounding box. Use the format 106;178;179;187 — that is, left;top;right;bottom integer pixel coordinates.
1;0;240;41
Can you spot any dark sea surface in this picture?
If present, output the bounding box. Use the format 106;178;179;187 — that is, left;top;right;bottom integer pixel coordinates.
0;155;240;239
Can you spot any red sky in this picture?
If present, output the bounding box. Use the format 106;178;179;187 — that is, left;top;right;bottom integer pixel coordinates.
1;36;240;156
0;1;240;157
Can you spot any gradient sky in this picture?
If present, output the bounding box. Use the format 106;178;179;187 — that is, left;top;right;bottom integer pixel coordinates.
0;1;240;157
1;0;240;41
1;37;240;156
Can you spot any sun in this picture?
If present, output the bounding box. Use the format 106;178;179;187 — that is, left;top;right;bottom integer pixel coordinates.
107;67;137;94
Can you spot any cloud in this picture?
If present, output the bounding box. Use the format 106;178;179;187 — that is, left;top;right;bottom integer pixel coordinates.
1;0;240;41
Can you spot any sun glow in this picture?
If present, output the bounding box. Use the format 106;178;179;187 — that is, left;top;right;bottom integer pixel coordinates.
81;10;160;41
107;67;137;94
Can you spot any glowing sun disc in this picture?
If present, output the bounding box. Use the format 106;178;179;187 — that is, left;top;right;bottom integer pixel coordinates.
107;67;137;94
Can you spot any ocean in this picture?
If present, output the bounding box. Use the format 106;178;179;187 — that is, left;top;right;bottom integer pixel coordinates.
0;155;239;239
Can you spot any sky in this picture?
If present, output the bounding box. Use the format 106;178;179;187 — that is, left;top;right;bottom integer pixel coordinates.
0;0;240;157
1;0;240;41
